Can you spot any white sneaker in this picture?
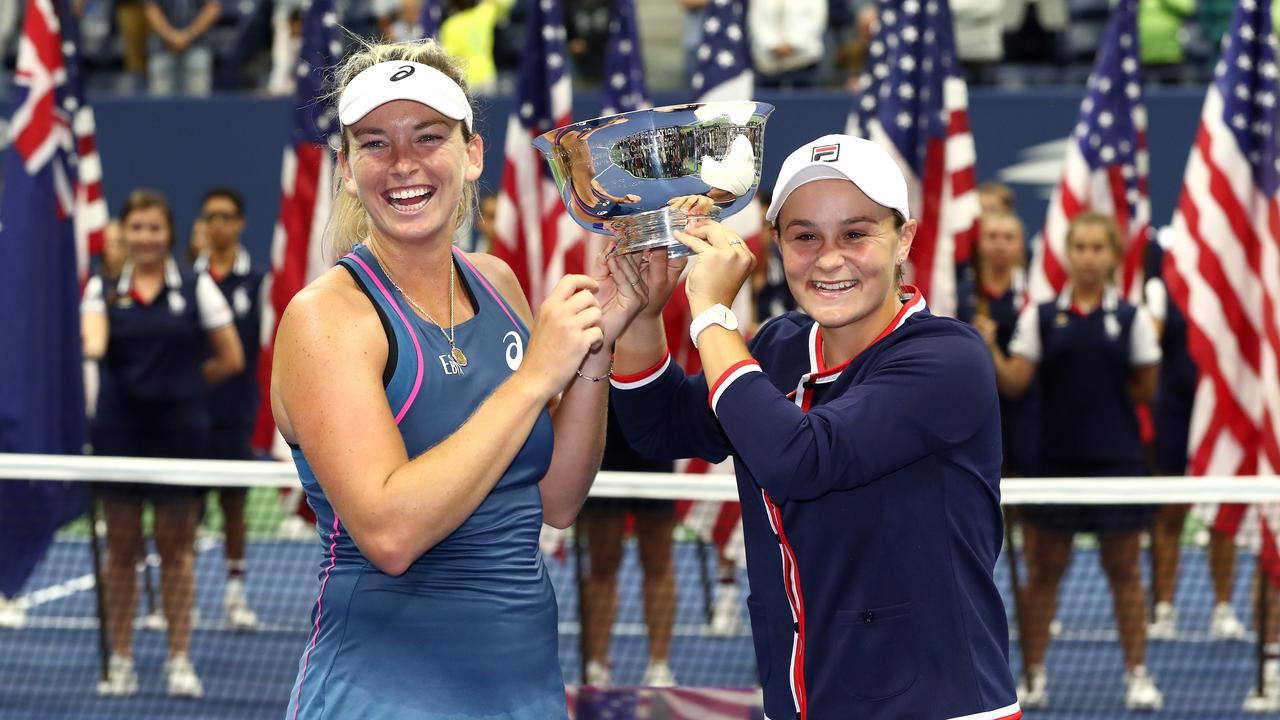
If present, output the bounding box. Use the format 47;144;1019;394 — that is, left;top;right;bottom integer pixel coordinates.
1244;662;1280;712
1125;665;1164;711
1016;664;1048;709
166;654;204;698
641;661;677;687
1210;602;1247;640
0;595;27;629
1148;601;1178;641
95;654;138;697
224;579;259;630
276;515;313;541
709;585;741;636
585;659;611;686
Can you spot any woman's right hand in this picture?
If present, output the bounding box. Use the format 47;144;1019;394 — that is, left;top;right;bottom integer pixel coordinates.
518;274;605;399
634;247;689;319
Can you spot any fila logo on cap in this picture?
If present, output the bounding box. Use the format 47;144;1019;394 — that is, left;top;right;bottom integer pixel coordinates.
811;143;840;162
390;65;415;82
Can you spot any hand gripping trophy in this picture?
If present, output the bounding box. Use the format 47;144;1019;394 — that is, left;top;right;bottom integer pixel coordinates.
534;101;774;257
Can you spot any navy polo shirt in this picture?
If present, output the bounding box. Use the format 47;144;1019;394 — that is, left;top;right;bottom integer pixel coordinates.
194;248;267;430
82;258;232;428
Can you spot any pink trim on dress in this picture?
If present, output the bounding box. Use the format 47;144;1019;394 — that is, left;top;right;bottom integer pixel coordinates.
347;253;424;424
454;250;524;335
292;515;342;720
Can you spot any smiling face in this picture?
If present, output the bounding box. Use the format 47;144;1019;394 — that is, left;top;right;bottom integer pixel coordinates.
338;100;482;246
775;178;916;335
122;205;172;268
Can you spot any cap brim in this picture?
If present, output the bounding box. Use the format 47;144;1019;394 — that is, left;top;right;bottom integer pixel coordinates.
766;164;853;223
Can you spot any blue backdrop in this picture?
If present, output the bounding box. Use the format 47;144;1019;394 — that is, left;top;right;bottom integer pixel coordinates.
10;86;1206;263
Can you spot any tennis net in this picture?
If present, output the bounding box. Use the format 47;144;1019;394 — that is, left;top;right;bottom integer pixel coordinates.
0;453;1278;718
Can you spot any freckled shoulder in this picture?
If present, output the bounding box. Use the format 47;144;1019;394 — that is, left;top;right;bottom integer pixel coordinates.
461;251;534;324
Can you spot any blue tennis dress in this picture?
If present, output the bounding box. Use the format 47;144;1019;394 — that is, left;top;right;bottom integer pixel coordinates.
284;244;565;720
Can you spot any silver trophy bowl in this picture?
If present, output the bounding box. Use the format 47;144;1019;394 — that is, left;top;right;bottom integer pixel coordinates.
533;101;774;257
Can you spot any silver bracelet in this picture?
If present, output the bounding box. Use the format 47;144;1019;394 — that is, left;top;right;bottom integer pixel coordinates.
575;359;614;382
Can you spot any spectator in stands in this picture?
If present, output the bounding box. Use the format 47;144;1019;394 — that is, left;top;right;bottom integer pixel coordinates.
1138;0;1195;84
266;0;304;96
144;0;221;96
82;188;245;698
580;413;678;687
565;0;610;86
611;134;1019;719
960;210;1036;478
191;186;267;632
116;0;150;91
987;211;1163;711
375;0;424;42
952;0;1004;85
440;0;515;95
748;0;827;88
1002;0;1066;72
273;40;634;717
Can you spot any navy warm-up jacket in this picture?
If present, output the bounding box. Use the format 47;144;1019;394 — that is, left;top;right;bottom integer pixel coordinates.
611;291;1020;720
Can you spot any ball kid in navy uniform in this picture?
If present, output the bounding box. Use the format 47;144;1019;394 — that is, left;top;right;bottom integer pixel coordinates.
988;210;1163;711
960;209;1038;478
192;186;267;631
81;189;245;698
610;135;1019;720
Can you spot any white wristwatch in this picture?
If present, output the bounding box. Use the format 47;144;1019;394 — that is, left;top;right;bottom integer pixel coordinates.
690;304;739;349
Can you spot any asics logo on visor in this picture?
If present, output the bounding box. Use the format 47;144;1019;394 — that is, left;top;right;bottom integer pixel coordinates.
390;65;415;82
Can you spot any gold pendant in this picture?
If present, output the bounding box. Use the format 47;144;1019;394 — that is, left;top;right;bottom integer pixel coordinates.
451;346;468;367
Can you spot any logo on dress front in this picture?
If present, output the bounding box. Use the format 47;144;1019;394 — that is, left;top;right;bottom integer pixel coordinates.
438;354;463;375
503;331;524;371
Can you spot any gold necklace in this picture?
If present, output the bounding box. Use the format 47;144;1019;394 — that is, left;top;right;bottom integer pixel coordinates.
370;244;468;367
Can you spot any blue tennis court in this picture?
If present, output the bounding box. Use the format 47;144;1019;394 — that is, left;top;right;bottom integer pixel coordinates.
0;536;1268;718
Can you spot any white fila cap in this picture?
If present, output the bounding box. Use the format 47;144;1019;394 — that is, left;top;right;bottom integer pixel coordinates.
766;134;910;223
338;60;473;131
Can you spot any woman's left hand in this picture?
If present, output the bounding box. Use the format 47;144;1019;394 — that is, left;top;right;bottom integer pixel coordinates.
589;243;648;351
674;218;756;313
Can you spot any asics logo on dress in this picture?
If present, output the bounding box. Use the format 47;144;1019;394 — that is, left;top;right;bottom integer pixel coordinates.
504;331;524;371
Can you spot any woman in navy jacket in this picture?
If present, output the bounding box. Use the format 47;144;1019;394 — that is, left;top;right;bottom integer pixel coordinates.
610;135;1019;720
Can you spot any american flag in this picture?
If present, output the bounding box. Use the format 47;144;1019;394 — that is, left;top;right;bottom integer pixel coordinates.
492;0;583;308
1026;0;1150;305
253;0;344;455
0;0;90;597
418;0;443;38
1163;0;1280;582
601;0;648;115
846;0;979;318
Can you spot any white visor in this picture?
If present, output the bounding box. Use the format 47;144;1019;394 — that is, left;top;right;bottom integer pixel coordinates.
337;61;473;131
766;134;910;223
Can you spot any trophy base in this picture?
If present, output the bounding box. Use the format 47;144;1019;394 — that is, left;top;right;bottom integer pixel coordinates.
607;206;722;258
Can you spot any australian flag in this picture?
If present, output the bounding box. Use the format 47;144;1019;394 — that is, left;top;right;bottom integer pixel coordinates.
0;0;92;598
